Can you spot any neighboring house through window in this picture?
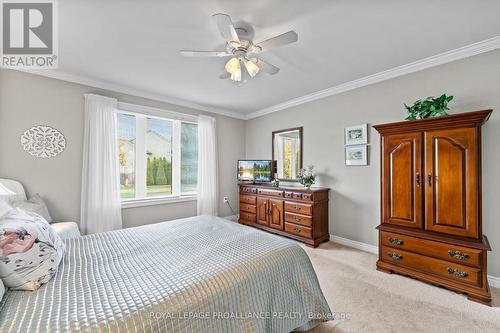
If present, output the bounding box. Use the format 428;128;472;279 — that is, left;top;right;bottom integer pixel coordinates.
117;109;197;202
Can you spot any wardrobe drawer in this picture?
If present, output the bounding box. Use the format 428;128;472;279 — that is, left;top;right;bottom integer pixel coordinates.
285;222;312;238
381;231;481;268
285;212;312;227
285;201;313;215
240;195;256;205
239;211;256;223
381;246;480;286
240;203;256;214
258;189;283;197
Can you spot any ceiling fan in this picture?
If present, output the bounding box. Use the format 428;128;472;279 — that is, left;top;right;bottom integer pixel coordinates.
180;13;298;83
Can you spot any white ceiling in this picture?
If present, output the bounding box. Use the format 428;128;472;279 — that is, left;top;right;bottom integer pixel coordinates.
52;0;500;116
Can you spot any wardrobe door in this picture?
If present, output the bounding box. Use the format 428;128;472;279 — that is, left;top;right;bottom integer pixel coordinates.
382;133;423;228
424;128;478;238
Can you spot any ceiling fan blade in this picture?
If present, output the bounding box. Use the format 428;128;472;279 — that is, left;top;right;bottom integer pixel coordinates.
253;31;298;53
254;58;280;75
212;13;240;43
219;72;230;79
180;50;231;57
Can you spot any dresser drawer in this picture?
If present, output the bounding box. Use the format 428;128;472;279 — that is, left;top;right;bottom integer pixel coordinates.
240;187;257;194
381;231;481;268
381;246;481;286
240;194;256;205
285;212;312;227
285;201;313;215
301;193;313;201
258;189;283;197
285;222;312;238
239;211;256;223
240;203;256;214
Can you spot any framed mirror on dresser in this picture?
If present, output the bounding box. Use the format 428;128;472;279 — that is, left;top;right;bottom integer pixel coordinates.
272;127;303;181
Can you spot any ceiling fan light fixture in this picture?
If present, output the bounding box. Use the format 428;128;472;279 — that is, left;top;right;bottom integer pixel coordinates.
230;67;242;82
244;59;260;78
225;57;240;74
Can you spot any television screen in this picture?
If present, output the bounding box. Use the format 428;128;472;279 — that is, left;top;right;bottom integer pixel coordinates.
237;160;273;182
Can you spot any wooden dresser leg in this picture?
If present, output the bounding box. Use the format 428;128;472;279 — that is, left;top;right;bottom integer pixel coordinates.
467;293;492;306
376;260;392;274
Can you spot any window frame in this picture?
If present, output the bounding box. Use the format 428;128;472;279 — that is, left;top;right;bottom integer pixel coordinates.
116;103;198;208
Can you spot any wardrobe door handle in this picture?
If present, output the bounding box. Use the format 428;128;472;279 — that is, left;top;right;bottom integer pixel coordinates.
427;174;433;186
416;172;420;187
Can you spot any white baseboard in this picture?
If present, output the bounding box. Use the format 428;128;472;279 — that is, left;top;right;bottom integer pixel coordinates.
329;234;500;289
488;275;500;289
223;214;238;221
329;234;378;254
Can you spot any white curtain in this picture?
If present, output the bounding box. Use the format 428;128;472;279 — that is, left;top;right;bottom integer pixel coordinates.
197;115;218;216
80;94;122;234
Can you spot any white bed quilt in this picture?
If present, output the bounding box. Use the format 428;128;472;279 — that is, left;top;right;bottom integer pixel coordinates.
0;216;331;332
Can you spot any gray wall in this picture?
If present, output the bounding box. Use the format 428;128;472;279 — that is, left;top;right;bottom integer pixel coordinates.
2;50;499;278
0;69;245;228
245;49;500;277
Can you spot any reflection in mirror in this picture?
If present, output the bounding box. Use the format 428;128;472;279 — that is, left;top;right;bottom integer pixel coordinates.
273;127;303;181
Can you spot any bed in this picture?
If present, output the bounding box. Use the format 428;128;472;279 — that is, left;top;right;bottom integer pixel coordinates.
0;215;331;332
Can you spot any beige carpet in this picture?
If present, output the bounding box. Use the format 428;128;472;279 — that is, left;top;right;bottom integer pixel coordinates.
301;241;500;332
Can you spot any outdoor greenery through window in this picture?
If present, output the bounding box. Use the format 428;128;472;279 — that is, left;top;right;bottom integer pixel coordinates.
117;111;197;200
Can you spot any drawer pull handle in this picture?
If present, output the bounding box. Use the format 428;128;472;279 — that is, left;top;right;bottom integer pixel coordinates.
388;237;404;245
387;252;402;260
293;206;301;210
294;227;301;233
448;250;469;260
293;216;301;222
447;268;468;278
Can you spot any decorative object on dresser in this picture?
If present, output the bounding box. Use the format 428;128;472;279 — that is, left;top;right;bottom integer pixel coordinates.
298;165;316;189
238;184;329;247
373;109;493;305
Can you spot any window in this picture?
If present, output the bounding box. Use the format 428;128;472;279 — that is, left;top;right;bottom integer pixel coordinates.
117;111;197;201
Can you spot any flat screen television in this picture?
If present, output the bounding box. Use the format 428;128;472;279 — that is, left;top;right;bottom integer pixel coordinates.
237;160;273;183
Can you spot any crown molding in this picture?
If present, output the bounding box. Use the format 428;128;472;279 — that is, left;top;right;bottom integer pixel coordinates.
11;68;247;120
246;36;500;120
10;36;500;121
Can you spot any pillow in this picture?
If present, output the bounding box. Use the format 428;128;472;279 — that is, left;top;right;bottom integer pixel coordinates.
0;203;65;291
11;194;52;223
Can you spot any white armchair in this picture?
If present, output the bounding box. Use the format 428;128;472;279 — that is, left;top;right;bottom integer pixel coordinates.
0;178;81;240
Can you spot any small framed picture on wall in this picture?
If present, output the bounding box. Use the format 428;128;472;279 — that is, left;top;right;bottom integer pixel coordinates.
345;145;368;166
345;124;368;146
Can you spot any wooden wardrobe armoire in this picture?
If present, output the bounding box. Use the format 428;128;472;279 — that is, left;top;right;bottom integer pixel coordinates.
373;110;492;305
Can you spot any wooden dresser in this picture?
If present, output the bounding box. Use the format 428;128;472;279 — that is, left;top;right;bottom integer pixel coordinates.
373;110;492;305
238;184;330;247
